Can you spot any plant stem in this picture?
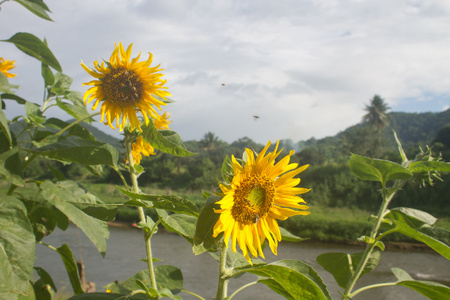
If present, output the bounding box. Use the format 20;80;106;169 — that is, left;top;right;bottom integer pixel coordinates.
215;241;229;300
349;281;397;298
125;132;158;295
228;281;258;300
342;180;403;298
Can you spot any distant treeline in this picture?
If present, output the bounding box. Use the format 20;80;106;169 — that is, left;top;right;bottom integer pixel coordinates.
23;109;450;215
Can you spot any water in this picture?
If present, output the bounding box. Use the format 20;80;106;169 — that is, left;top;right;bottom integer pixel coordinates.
35;224;450;300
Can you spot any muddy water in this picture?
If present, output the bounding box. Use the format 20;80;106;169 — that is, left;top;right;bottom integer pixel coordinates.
35;224;450;299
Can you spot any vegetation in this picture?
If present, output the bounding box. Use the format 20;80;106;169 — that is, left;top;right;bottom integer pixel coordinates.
2;2;450;300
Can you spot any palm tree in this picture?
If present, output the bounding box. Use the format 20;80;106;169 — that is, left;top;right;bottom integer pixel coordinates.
199;132;219;151
362;95;390;131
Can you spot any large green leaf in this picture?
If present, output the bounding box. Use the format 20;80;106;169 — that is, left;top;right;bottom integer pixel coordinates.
31;139;119;167
2;33;61;72
157;210;197;244
55;244;83;295
384;209;450;259
193;195;222;255
392;267;450;300
120;188;199;217
12;0;52;21
40;181;110;256
141;121;195;157
316;251;381;289
51;73;72;95
349;154;412;185
233;260;331;300
384;207;437;227
0;196;35;297
0;148;25;187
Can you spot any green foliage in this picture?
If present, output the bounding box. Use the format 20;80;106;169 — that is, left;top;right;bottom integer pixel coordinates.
232;260;332;300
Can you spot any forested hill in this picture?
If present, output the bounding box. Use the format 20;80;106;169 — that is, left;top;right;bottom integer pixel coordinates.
295;108;450;165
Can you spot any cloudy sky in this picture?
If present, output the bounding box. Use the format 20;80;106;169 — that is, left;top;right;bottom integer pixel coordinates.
1;0;450;144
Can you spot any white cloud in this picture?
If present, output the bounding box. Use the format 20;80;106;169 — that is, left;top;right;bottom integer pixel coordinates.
1;0;449;144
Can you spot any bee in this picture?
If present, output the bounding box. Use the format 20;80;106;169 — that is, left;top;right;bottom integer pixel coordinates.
221;83;226;86
252;213;260;224
253;115;260;121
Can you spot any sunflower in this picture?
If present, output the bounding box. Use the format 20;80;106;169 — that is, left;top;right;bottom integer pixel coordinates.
127;111;171;165
0;57;17;78
80;42;171;132
129;136;156;165
213;141;310;263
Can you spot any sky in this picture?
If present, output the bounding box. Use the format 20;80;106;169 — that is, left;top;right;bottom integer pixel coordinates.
1;0;450;144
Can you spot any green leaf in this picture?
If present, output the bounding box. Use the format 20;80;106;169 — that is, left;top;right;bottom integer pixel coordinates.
51;73;72;95
1;92;27;105
0;196;36;297
104;266;183;296
40;181;110;256
41;63;54;87
31;139;119;167
68;293;142;300
12;0;52;21
384;210;450;259
392;268;450;300
349;153;412;185
221;155;233;184
384;207;437;227
316;251;381;289
25;101;45;124
157;210;197;244
258;278;295;300
233;260;331;300
0;109;12;147
193;195;222;254
34;267;57;292
0;73;19;93
141;121;195;157
280;226;308;242
55;98;90;120
393;130;408;163
0;148;25;186
409;161;450;173
2;33;61;72
55;244;83;294
119;188;199;217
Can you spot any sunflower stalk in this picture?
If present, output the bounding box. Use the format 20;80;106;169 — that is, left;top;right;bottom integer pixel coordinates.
215;240;229;300
125;131;159;296
342;179;405;298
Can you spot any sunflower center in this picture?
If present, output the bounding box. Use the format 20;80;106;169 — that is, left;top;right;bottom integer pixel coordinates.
103;68;143;105
231;174;275;225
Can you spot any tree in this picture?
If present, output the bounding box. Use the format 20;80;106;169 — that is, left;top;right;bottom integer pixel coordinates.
199;132;220;150
362;95;390;131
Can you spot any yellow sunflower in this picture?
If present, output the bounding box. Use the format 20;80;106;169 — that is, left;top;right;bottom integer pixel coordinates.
129;136;156;165
213;141;310;263
153;111;171;130
0;57;17;78
80;42;172;132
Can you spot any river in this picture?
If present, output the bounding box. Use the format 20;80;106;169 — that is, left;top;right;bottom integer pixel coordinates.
34;224;449;300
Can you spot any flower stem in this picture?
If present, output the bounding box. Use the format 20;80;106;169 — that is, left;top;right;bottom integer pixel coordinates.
216;241;229;300
125;131;158;295
228;281;258;300
342;180;405;299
